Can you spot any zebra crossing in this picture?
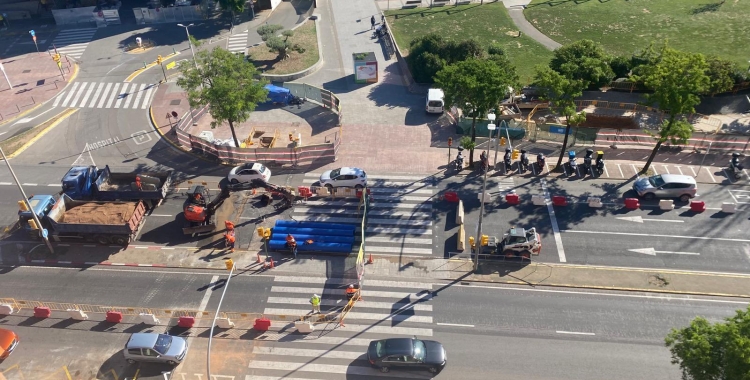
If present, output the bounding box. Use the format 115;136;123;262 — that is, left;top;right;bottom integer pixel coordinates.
48;28;97;59
300;173;436;257
227;30;248;55
248;275;435;379
52;82;158;110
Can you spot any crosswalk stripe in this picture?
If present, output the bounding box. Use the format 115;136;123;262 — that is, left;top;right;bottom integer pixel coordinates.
366;226;432;235
271;286;432;300
114;83;129;108
273;276;432;289
60;82;79;107
301;178;434;187
305;173;431;181
293;216;432;226
366;246;434;254
369;188;433;195
105;83;120;108
87;83;104;107
293;207;431;219
302;200;432;210
97;83;113;108
363;236;432;245
265;297;433;311
69;82;87;107
253;346;364;360
141;86;155;109
248;361;430;376
52;90;66;107
49;28;96;59
79;82;96;107
264;308;433;323
122;83;139;108
254;336;374;347
132;83;146;108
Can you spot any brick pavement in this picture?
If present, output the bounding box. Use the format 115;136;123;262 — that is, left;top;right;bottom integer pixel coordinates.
0;52;73;125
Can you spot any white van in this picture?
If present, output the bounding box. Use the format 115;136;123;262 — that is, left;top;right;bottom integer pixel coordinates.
426;88;445;114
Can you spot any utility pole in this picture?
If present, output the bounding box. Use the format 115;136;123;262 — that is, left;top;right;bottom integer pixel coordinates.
474;123;495;272
177;23;198;70
0;147;55;255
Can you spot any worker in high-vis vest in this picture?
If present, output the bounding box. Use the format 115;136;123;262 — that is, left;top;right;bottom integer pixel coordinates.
224;230;235;252
310;294;321;313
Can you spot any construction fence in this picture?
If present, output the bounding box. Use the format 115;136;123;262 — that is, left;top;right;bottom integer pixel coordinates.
594;129;750;153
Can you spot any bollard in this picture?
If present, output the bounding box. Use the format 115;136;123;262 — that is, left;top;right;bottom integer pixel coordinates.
624;198;640;210
455;200;464;225
551;196;567;207
659;199;674;211
139;313;160;325
267;257;275;269
531;194;546;206
690;200;706;212
505;193;520;205
254;318;271;331
177;316;195;328
106;310;123;323
721;202;737;214
216;317;235;329
34;306;51;318
67;309;89;321
295;320;315;333
587;197;603;208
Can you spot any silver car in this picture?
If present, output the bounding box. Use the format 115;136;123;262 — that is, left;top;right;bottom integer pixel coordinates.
632;174;697;202
319;167;367;189
123;333;188;365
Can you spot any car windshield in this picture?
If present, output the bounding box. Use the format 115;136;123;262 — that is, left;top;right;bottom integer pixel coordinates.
375;340;385;357
413;339;426;362
648;175;665;188
153;334;172;354
330;169;341;178
258;164;267;173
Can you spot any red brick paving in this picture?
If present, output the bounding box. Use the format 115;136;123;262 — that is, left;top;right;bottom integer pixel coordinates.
0;52;72;123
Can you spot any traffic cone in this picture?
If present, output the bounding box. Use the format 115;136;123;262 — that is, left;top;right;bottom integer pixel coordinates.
256;253;263;264
367;253;374;264
268;257;275;269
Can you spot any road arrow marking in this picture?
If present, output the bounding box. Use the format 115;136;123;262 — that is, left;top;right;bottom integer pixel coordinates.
629;248;700;256
616;216;684;223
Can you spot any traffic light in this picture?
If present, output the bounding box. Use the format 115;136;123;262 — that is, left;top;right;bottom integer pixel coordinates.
27;219;39;230
225;258;234;271
52;53;60;63
156;55;163;65
500;137;506;146
481;235;489;246
18;200;28;212
512;149;520;160
263;228;271;238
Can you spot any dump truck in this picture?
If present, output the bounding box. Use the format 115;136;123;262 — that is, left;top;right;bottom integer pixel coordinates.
18;194;147;245
62;165;172;209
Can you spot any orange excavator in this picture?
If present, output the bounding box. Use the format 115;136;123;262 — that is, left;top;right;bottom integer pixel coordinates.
182;180;296;236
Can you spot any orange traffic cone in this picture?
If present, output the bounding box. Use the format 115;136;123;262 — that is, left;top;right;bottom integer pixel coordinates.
367;253;374;264
256;253;262;264
268;257;275;269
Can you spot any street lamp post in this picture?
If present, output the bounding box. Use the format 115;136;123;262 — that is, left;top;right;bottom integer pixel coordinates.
0;147;54;255
177;23;198;70
474;122;496;272
487;112;498;167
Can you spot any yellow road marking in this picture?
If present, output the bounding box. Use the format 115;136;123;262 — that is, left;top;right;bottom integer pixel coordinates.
4;108;78;159
125;52;180;82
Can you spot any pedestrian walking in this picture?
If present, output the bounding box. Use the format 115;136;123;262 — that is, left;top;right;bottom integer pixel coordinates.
370;15;376;30
310;294;321;313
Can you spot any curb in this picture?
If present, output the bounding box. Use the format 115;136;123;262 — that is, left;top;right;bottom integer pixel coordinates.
148;104;223;165
125;51;180;83
4;108;78;159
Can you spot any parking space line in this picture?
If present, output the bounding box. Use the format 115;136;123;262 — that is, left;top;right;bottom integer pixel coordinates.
652;166;658;175
617;164;623;178
630;164;638;176
675;166;683;175
603;164;609;178
722;169;735;183
542;179;566;263
662;165;670;174
703;167;717;183
689;166;698;177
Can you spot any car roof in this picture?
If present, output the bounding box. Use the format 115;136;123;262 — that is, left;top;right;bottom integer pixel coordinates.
339;167;364;175
379;338;414;356
241;163;262;171
509;227;526;237
656;174;696;184
428;88;444;98
127;333;159;349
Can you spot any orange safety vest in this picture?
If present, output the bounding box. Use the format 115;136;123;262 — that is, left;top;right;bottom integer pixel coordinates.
286;235;296;244
346;287;356;295
225;233;235;243
225;221;235;230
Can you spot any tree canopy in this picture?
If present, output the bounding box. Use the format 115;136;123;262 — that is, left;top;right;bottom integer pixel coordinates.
632;45;710;173
665;305;750;380
257;24;304;61
177;47;269;148
218;0;244;15
435;58;518;164
407;34;485;83
550;39;614;89
533;65;587;168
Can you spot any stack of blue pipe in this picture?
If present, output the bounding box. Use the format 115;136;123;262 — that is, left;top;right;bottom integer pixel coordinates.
269;220;356;255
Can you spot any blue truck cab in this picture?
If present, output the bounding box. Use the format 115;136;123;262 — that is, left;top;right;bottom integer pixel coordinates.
62;166;98;200
18;195;56;235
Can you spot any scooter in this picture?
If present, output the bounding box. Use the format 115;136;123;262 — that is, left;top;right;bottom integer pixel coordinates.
536;153;546;172
595;151;605;175
504;148;512;173
583;149;594;176
454;147;465;172
568;150;578;177
480;151;489;173
519;150;529;173
729;152;744;180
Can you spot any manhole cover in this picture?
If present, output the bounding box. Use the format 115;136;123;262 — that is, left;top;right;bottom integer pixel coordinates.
170;99;181;106
22;70;31;73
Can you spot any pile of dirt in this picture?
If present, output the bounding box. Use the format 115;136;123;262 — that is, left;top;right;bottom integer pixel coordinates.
62;203;135;224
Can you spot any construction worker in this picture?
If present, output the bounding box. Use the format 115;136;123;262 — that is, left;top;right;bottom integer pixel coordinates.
310;294;321;313
225;220;235;231
224;230;235;252
286;233;297;257
345;284;357;301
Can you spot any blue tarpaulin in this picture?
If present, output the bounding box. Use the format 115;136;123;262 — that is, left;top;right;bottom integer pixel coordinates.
264;84;292;104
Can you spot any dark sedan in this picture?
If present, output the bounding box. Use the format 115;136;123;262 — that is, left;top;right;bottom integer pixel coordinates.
367;337;447;374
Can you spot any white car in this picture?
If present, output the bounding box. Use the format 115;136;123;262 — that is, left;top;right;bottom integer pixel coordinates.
227;163;271;184
319;167;367;189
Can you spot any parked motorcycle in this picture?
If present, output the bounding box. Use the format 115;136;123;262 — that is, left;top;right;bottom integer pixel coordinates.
595;150;605;175
583;149;594;176
504;148;512;173
729;152;744;180
568;150;578;177
536;153;546;172
454;147;465;172
519;150;529;173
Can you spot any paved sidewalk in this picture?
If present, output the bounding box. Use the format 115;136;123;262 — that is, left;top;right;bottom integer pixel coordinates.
0;52;73;126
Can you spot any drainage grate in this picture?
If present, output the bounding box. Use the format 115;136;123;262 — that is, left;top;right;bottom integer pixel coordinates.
22;70;31;73
170;99;181;106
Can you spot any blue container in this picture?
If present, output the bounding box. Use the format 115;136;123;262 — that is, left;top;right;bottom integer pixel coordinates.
270;233;355;244
272;226;355;237
274;220;356;232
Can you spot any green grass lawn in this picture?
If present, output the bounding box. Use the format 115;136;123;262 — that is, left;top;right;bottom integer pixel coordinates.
385;3;554;84
525;0;750;67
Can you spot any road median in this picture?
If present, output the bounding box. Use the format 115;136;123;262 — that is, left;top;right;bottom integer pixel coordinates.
0;108;78;159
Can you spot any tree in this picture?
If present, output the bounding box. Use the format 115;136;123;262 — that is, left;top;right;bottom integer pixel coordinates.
705;56;738;96
632;46;710;173
665;305;750;380
257;24;304;61
218;0;244;16
177;47;269;148
435;58;518;165
549;39;615;89
533;65;587;169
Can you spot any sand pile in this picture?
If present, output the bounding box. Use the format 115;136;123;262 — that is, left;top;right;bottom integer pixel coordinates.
62;203;135;224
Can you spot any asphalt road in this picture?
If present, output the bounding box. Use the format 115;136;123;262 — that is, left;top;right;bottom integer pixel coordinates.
1;266;747;380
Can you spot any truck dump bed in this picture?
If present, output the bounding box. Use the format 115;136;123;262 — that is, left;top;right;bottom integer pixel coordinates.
47;195;146;235
94;165;172;201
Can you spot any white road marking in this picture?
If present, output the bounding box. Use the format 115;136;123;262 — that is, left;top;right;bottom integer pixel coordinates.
437;322;474;327
186;275;218;344
263;308;433;323
87;83;104;107
542;179;566;262
113;83;129;108
252;346;363;360
616;216;684;223
704;167;717;183
562;230;750;243
273;276;431;289
21;183;38;186
689;166;697;177
141;86;155;109
247;361;430;375
629;248;700;256
105;83;120;108
630;164;638;175
603;164;609;178
675;166;683;175
662;165;669;174
271;286;432;300
652;165;658;175
265;297;433;311
722;169;734;183
96;83;113;108
60;82;79;107
79;82;97;107
68;82;88;107
616;164;623;178
556;330;595;336
122;83;140;108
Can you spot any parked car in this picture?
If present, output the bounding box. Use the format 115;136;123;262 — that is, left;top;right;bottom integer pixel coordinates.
0;328;19;359
123;333;188;365
633;174;697;202
367;337;447;374
319;167;367;189
227;163;271;184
